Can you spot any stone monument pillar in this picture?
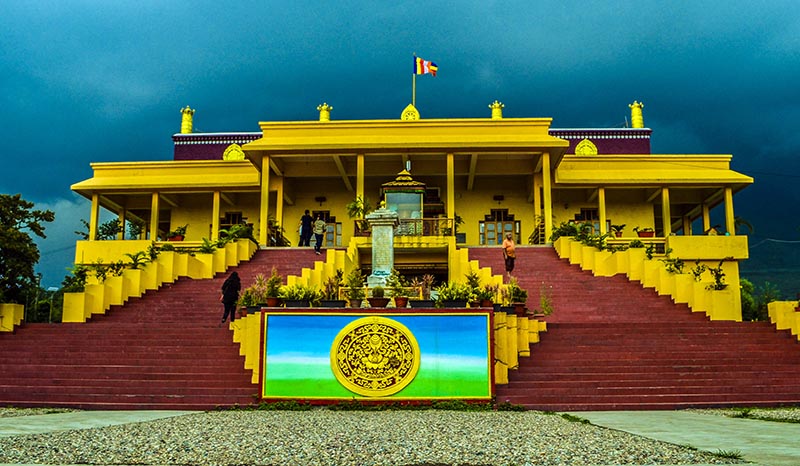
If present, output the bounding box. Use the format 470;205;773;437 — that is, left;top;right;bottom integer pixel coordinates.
365;205;399;288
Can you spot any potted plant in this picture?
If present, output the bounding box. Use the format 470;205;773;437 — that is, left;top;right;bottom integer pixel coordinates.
385;268;409;308
409;274;435;308
503;278;528;316
265;267;283;307
434;282;473;308
367;286;390;308
610;224;626;238
346;196;374;236
321;269;346;307
167;224;188;241
633;226;655;238
237;287;259;314
279;283;318;308
345;268;366;308
464;269;482;308
475;283;499;308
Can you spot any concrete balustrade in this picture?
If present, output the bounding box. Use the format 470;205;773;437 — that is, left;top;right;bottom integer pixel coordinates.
62;239;258;323
553;236;742;321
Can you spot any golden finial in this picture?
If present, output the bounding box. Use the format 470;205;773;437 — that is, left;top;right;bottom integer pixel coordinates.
629;101;644;128
489;100;504;119
180;106;195;134
317;103;333;122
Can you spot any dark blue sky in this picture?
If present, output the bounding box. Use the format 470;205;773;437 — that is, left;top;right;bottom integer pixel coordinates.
2;1;798;287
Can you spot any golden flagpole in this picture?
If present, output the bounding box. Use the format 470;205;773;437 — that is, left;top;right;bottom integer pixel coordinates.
412;53;416;107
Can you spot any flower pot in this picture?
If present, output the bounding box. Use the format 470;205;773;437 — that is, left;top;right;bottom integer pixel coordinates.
409;299;435;308
247;306;261;314
469;301;481;308
367;297;390;308
637;231;655;238
265;297;281;307
167;235;184;241
393;297;409;308
614;232;623;238
283;299;309;308
349;298;363;308
237;308;248;318
320;299;347;308
481;299;494;308
440;300;467;308
512;302;526;316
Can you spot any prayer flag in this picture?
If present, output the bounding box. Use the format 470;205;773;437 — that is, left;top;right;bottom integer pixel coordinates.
414;56;438;76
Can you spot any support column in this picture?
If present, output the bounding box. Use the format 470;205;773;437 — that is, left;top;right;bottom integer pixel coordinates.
276;177;284;229
702;203;711;233
149;193;159;241
542;152;553;242
89;193;100;241
724;187;735;235
597;187;607;235
117;209;127;240
356;154;365;201
259;155;271;246
661;187;671;236
211;191;220;241
683;215;692;236
446;153;455;220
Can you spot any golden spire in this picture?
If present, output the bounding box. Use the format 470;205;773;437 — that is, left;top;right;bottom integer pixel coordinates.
317;103;333;122
180;106;195;134
489;100;504;119
629;101;644;128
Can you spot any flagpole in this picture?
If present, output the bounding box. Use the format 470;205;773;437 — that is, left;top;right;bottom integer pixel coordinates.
412;73;416;107
412;53;416;107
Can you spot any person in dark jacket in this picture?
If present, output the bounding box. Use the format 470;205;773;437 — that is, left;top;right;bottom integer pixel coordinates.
219;271;241;326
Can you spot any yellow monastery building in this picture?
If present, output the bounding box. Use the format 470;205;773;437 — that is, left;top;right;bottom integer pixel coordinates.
66;100;752;319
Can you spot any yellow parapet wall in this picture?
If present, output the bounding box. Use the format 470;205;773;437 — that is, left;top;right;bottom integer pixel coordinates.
62;239;258;323
0;304;24;332
768;301;800;339
554;236;743;321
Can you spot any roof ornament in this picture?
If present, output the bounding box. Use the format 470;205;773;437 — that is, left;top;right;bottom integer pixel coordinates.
317;103;333;122
401;104;420;121
180;106;195;134
489;100;504;119
629;101;644;128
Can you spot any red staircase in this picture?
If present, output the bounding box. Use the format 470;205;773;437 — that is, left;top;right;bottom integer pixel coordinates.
0;248;319;410
469;246;800;410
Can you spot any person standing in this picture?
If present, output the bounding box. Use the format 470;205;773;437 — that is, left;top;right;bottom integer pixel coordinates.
299;210;313;247
313;214;326;255
502;233;516;279
219;271;241;326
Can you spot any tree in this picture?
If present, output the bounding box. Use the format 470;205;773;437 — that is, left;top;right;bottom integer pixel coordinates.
0;194;55;304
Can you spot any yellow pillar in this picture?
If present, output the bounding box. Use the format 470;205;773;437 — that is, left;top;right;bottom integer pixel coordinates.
661;187;671;236
276;176;284;228
89;193;100;241
702;203;711;233
542;152;553;242
117;209;126;240
149;193;159;241
211;191;220;241
356;154;365;201
598;187;607;234
724;187;735;235
446;153;455;221
259;155;271;246
683;215;692;236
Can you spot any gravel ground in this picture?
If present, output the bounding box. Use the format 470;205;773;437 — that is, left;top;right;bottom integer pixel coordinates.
0;409;746;465
0;407;76;418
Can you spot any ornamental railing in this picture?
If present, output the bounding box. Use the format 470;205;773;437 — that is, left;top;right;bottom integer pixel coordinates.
353;218;455;237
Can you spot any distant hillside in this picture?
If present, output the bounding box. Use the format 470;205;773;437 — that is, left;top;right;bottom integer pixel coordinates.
740;237;800;300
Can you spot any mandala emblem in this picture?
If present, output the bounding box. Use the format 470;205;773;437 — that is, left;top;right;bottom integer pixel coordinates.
330;316;420;397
